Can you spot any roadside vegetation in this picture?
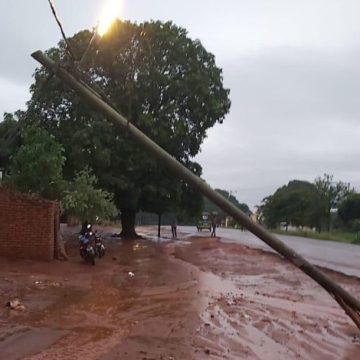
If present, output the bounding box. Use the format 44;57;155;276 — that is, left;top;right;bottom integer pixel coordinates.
259;175;360;244
2;125;117;223
272;229;360;244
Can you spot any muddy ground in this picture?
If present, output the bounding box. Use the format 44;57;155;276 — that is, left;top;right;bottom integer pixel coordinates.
0;226;360;359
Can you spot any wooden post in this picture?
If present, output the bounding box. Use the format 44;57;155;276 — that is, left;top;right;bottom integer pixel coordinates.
158;213;161;238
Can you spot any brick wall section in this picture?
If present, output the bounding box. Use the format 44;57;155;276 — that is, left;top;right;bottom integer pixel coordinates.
0;187;58;261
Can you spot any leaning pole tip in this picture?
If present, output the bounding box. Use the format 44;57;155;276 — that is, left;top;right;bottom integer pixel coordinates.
31;50;43;59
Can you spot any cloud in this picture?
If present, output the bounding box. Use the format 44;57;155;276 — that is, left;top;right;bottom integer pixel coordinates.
196;46;360;208
0;1;101;84
0;77;29;116
224;46;360;123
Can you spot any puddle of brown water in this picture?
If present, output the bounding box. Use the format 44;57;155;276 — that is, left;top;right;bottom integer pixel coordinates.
0;327;67;360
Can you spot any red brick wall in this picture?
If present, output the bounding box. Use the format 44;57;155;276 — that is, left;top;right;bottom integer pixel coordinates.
0;188;58;261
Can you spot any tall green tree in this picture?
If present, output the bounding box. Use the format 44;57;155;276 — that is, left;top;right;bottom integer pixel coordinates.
6;125;65;199
314;174;351;231
338;193;360;225
261;180;319;230
29;20;230;237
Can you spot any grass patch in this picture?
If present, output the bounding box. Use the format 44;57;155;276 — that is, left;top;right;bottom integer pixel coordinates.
272;229;360;244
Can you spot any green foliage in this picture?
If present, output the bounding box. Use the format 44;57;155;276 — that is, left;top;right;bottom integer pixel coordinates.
140;160;204;220
261;175;352;232
261;180;319;229
28;20;230;233
314;174;351;231
178;163;204;220
61;167;117;223
6;125;65;199
0;112;23;173
3;124;117;223
202;188;250;224
338;193;360;227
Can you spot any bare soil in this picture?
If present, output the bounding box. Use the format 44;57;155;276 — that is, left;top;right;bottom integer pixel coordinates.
0;226;359;359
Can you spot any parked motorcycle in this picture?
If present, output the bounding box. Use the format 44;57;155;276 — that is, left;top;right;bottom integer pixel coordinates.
94;233;106;258
80;243;96;265
79;234;96;265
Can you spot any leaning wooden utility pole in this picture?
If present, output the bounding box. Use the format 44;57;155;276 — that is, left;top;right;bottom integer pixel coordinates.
31;50;360;329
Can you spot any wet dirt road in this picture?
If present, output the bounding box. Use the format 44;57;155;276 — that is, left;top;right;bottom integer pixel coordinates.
0;226;359;359
178;226;360;277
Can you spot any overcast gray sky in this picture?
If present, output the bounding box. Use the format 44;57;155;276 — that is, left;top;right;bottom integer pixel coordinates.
1;0;360;208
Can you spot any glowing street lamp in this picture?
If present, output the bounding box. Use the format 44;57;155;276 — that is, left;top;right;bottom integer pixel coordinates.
79;0;122;66
97;0;121;37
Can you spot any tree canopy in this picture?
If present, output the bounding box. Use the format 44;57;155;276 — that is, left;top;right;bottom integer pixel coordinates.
314;174;351;231
261;180;320;230
261;175;352;231
29;20;231;237
5;125;65;199
0;112;23;174
338;193;360;225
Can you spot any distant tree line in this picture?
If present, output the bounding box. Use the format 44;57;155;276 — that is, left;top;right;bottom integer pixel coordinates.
259;174;360;233
202;189;251;226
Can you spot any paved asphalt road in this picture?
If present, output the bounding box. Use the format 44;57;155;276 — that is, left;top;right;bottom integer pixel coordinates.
179;226;360;278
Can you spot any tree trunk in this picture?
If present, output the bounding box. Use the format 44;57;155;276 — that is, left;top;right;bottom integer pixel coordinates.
120;208;139;239
327;211;331;232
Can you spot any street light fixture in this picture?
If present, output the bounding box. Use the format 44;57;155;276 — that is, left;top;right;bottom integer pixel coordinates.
79;0;121;67
97;0;121;37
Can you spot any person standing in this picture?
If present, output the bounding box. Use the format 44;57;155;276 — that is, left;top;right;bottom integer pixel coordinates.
80;220;90;236
171;216;177;239
211;215;217;237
